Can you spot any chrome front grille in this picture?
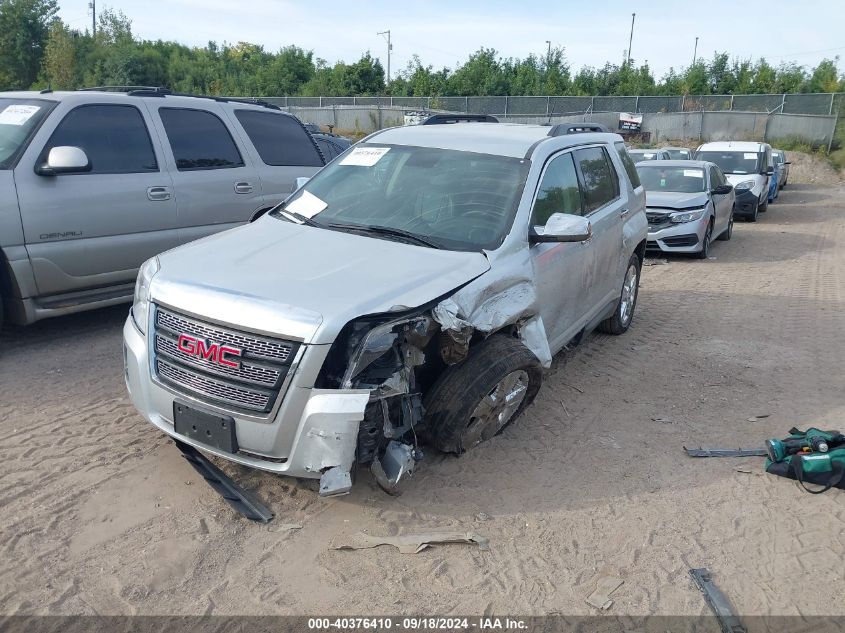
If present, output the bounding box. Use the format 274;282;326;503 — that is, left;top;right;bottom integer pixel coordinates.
152;307;300;414
156;309;292;362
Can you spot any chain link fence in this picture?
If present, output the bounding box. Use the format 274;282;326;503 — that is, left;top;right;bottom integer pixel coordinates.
263;93;844;116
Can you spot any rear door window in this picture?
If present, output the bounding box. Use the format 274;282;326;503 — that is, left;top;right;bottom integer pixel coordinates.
234;110;324;167
40;104;158;174
159;107;244;171
532;152;583;224
614;142;641;189
574;146;620;214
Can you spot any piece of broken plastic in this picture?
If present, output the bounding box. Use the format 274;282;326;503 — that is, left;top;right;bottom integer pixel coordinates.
333;531;490;554
319;466;353;497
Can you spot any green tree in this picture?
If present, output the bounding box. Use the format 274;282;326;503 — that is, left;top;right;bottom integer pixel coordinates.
0;0;58;89
807;58;840;93
43;20;76;89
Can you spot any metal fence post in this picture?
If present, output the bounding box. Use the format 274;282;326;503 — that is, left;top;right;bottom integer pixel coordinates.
504;96;508;118
546;96;550;117
830;93;836;116
780;93;786;114
465;96;469;112
635;96;639;113
681;94;685;112
730;95;734;111
319;96;322;108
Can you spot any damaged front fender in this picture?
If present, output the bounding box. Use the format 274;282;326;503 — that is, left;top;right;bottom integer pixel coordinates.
432;274;552;368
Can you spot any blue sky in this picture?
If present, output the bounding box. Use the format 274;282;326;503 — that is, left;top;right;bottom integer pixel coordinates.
58;0;845;80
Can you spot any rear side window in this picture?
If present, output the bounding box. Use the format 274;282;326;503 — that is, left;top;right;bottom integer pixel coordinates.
574;146;620;214
614;142;641;188
41;104;157;174
234;110;323;167
532;152;582;224
159;108;244;171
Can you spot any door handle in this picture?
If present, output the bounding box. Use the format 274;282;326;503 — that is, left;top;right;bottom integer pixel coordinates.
620;207;630;217
147;186;172;201
234;181;254;194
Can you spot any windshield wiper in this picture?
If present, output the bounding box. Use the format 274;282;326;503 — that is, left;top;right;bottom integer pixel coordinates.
326;223;442;249
275;207;320;227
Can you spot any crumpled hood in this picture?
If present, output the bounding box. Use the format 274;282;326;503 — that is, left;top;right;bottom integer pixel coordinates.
646;191;709;210
151;217;490;344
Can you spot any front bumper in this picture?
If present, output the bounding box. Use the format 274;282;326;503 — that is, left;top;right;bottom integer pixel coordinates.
734;189;759;216
646;215;709;254
123;316;369;478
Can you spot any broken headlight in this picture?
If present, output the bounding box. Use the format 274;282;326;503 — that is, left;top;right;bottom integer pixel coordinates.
341;319;405;388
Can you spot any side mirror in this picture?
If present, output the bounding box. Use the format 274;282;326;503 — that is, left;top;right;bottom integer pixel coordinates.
711;184;733;195
36;146;91;176
294;176;310;191
765;166;774;175
784;161;792;165
249;205;274;223
530;213;592;244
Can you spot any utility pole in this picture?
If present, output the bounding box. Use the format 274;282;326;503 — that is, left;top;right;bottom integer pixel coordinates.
627;12;635;65
545;40;551;58
692;36;699;65
377;30;392;83
89;0;96;37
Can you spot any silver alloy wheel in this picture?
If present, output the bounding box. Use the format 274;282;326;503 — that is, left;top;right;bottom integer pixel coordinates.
462;369;530;449
619;263;638;326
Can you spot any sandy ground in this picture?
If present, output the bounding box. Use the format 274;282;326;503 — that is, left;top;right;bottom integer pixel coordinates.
1;169;844;621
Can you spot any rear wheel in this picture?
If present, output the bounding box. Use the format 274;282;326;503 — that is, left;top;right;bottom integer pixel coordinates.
759;194;768;213
598;253;641;335
717;211;734;241
424;335;542;455
694;219;714;259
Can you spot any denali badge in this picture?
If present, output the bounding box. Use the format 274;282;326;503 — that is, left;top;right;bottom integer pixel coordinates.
177;333;242;369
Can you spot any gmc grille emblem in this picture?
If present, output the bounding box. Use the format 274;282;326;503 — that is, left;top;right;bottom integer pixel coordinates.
177;333;243;369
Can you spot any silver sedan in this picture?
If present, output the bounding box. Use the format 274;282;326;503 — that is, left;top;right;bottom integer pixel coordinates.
637;160;736;259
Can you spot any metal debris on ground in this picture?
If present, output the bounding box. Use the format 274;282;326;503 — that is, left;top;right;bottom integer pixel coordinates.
585;575;624;610
332;531;490;554
746;414;771;422
643;258;669;266
689;568;747;633
684;446;767;458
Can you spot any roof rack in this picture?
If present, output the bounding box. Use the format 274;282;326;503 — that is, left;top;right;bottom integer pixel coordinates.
547;122;610;136
76;86;282;111
422;113;499;125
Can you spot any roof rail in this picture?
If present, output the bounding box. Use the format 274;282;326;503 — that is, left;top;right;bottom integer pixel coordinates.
422;113;499;125
77;86;281;111
78;86;164;92
547;122;610;136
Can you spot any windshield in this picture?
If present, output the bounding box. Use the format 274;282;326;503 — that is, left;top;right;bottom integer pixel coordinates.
637;166;706;193
0;98;53;169
665;148;690;160
272;144;531;251
629;151;659;163
696;150;760;175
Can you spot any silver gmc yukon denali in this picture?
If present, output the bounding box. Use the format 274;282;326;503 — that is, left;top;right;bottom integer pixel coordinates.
123;123;647;496
0;89;323;331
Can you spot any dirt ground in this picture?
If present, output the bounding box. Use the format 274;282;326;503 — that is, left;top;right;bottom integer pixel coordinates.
1;165;844;621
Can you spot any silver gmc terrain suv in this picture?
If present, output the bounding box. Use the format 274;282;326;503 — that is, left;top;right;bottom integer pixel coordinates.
123;123;647;495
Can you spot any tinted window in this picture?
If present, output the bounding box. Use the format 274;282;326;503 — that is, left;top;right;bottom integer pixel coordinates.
575;146;619;213
159;108;244;171
41;104;157;174
532;153;582;224
235;110;323;167
614;142;641;188
315;137;345;161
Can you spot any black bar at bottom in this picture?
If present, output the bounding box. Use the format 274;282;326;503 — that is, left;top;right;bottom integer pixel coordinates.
175;440;274;523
